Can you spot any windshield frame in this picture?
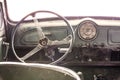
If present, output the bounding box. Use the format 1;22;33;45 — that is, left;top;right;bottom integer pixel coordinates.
3;0;120;23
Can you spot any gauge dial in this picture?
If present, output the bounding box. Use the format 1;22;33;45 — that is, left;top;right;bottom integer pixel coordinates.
78;21;97;40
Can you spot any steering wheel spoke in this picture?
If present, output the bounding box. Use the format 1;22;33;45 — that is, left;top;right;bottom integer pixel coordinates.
48;35;72;46
32;15;46;39
20;44;43;61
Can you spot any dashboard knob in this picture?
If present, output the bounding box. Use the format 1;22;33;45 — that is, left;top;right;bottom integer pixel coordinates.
93;43;98;47
85;43;90;47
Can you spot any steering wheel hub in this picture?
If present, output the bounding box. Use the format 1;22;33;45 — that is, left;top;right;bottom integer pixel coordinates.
39;38;48;46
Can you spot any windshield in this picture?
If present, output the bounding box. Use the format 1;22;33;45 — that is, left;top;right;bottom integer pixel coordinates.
6;0;120;21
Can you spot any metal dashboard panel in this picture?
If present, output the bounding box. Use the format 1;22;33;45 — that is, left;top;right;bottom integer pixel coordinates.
109;29;120;45
15;27;68;46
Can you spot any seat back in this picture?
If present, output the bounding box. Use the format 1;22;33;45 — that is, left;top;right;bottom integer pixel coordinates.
0;62;81;80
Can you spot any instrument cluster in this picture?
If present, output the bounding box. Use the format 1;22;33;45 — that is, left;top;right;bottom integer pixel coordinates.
77;20;98;41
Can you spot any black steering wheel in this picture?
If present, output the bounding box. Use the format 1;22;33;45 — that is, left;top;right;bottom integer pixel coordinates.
11;10;75;64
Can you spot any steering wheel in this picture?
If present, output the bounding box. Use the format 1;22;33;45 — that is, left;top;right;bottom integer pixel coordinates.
11;10;75;64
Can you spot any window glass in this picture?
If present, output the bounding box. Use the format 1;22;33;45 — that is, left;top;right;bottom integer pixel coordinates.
6;0;120;21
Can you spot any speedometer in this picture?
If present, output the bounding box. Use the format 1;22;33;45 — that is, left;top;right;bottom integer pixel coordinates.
78;21;97;40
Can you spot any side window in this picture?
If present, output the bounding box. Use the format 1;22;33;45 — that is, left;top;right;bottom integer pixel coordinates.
0;3;5;37
0;2;5;61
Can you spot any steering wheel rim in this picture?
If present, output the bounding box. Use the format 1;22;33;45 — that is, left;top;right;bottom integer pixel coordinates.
11;10;75;64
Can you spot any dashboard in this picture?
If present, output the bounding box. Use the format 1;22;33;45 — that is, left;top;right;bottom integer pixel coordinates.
14;17;120;49
11;17;120;63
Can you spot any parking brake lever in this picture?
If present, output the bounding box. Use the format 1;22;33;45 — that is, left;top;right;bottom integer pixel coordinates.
2;41;9;60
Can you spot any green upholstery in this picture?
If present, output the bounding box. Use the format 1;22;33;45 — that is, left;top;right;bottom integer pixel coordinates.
0;62;80;80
